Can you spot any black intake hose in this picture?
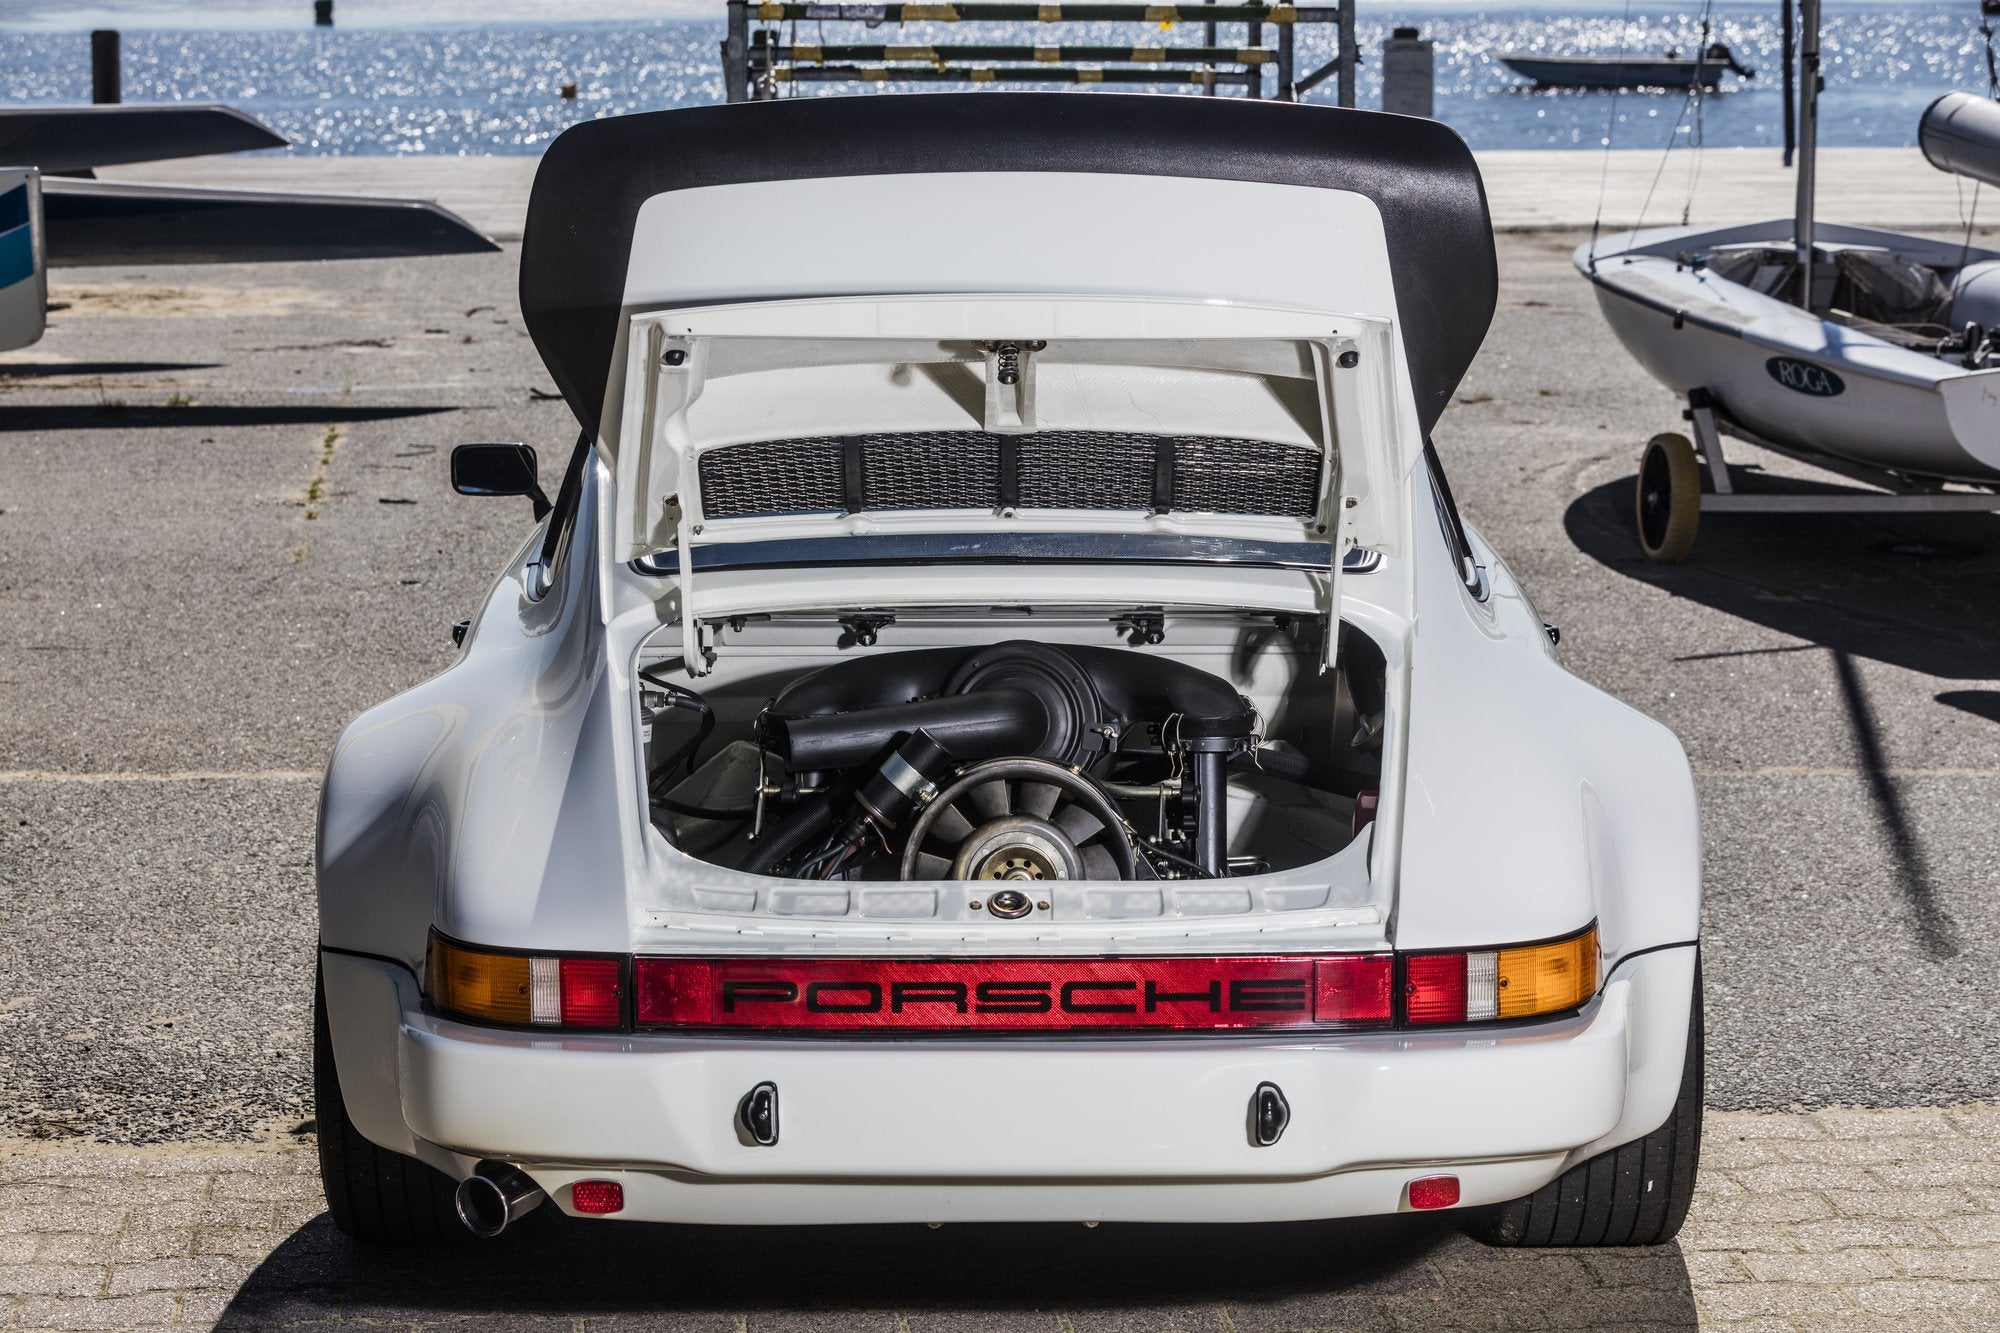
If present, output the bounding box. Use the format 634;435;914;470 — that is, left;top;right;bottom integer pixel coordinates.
768;640;1257;762
771;689;1050;772
739;792;837;876
1062;645;1257;744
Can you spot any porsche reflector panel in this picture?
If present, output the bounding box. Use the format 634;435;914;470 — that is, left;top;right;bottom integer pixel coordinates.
634;956;1394;1032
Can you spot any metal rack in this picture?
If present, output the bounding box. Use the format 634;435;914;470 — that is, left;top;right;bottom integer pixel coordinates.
1685;391;2000;517
721;0;1359;104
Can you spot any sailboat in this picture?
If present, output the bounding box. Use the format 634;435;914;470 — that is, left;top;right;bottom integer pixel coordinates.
1576;0;2000;561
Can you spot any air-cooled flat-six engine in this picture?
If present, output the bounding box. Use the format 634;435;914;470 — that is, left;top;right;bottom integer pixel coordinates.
643;635;1381;886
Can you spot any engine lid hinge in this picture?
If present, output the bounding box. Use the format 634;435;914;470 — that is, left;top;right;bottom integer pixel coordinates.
839;613;894;648
1116;611;1166;646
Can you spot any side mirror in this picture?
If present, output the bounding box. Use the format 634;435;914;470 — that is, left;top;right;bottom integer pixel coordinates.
451;442;551;520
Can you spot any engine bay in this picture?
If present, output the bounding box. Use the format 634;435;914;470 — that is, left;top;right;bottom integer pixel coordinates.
639;610;1387;890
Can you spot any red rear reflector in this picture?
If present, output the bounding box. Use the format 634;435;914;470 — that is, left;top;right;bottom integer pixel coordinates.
635;956;1394;1033
1403;953;1467;1025
570;1180;624;1215
1408;1175;1460;1210
559;958;623;1027
1313;954;1393;1024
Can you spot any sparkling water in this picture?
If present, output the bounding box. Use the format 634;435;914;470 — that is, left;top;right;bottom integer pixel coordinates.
0;1;1987;153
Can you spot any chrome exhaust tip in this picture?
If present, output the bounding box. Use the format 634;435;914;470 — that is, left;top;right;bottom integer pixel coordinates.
454;1160;546;1238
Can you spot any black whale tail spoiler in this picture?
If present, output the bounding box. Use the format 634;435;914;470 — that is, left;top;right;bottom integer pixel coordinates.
519;94;1497;438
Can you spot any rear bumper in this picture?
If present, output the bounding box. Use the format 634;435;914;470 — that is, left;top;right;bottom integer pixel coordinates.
321;944;1696;1225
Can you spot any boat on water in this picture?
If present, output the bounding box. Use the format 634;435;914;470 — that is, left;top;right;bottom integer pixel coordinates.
1576;0;2000;560
1501;43;1752;91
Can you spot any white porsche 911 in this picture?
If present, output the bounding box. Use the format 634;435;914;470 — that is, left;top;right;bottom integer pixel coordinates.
314;94;1703;1248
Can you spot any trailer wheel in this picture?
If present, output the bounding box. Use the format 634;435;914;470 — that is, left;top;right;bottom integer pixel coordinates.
1635;432;1700;562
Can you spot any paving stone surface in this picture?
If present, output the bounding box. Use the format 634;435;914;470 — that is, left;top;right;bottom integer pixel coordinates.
0;1104;1993;1332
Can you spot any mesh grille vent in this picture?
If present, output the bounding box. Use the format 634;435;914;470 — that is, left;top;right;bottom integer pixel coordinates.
696;437;843;518
862;432;1001;511
1017;431;1155;510
696;431;1321;520
1172;436;1326;517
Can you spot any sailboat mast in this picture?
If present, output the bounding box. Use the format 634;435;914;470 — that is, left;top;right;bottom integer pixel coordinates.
1781;0;1795;166
1793;0;1821;307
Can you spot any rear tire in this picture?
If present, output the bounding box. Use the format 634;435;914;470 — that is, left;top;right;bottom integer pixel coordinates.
314;966;465;1245
1467;959;1704;1248
1635;432;1701;563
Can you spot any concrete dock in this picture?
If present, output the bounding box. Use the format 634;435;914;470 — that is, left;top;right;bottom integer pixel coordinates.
0;152;1996;1329
101;145;1991;241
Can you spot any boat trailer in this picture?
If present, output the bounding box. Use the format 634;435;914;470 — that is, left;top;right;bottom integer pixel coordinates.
1634;388;2000;562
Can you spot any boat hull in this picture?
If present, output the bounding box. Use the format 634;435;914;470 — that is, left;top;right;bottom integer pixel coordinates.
1501;57;1725;90
1579;222;2000;486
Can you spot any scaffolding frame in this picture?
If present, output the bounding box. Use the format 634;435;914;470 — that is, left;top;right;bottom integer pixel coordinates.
721;0;1358;105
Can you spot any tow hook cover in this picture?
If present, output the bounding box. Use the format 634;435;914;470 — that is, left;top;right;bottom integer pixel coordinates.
1250;1081;1290;1146
738;1081;780;1146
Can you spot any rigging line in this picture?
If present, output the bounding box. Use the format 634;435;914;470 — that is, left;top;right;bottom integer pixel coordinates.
1955;174;1982;289
1984;6;1999;99
1961;8;1998;280
1634;58;1705;238
1681;0;1714;226
1585;0;1639;272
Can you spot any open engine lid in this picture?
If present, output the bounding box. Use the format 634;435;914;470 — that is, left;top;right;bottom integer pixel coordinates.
616;295;1401;677
615;294;1397;554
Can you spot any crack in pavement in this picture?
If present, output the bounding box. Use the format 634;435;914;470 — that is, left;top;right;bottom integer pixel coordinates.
292;422;343;565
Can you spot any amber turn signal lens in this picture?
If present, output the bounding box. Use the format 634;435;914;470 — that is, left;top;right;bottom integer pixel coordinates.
1496;926;1599;1020
427;936;533;1025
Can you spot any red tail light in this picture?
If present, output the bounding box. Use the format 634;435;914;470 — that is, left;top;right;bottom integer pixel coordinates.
559;958;623;1027
634;955;1394;1033
428;927;1597;1035
1403;952;1468;1024
1402;926;1600;1025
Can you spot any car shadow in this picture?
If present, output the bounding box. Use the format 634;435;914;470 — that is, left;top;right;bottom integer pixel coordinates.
1564;474;2000;961
215;1208;1698;1329
0;359;223;376
0;403;455;430
1562;471;2000;683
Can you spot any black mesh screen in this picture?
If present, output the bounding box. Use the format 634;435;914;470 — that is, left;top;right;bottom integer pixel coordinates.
696;431;1321;520
1171;436;1326;517
1017;430;1156;511
696;436;844;518
861;431;1001;511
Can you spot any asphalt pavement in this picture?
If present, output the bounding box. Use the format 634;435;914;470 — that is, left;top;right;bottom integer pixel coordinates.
0;234;1996;1149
